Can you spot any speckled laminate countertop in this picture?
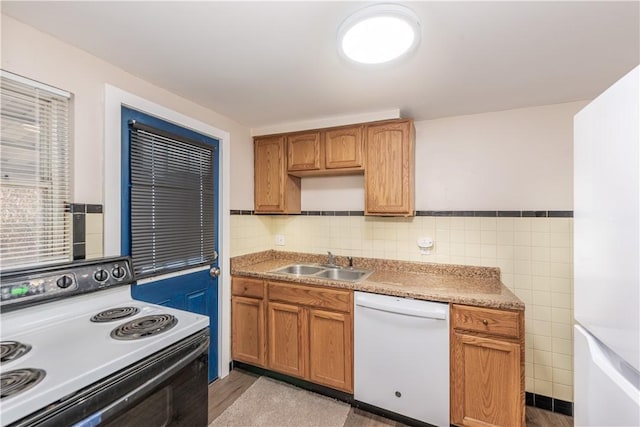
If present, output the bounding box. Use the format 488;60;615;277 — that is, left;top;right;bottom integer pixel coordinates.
231;250;524;310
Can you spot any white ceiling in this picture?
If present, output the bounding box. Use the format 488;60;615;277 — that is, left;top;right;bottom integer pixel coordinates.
3;1;639;129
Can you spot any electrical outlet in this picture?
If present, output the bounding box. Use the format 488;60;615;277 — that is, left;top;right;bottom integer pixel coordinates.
417;237;434;255
275;234;286;246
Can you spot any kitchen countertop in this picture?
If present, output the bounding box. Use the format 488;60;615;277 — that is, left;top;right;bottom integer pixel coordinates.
231;250;524;310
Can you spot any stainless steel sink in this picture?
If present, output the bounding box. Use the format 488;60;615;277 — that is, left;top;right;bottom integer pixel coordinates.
271;263;372;282
275;264;325;275
315;269;371;281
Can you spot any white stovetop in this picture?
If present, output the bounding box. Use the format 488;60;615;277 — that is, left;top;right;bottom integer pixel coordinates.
0;287;209;426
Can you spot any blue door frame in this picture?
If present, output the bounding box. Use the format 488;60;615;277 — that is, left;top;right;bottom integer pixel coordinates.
121;106;219;381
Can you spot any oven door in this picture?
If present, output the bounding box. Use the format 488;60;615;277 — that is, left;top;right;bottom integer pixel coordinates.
12;329;209;427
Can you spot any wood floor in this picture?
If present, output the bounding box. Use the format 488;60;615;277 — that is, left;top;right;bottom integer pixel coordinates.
208;369;573;427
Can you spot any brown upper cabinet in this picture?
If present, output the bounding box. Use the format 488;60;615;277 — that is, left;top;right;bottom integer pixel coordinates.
254;118;414;216
287;125;364;176
287;131;322;172
364;119;415;216
325;125;364;170
254;135;301;214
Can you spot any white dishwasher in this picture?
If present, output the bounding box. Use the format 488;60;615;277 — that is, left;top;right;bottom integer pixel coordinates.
354;291;449;427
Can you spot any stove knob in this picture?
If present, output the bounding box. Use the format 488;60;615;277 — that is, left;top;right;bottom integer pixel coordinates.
56;275;73;288
112;266;126;280
94;269;109;282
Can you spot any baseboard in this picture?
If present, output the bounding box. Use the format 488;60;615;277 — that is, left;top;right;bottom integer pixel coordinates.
526;392;573;417
352;400;439;427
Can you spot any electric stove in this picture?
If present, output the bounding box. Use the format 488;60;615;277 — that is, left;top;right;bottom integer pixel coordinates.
0;257;209;426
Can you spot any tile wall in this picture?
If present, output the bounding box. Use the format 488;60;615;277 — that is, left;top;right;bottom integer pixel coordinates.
230;213;574;404
229;213;273;256
70;204;104;260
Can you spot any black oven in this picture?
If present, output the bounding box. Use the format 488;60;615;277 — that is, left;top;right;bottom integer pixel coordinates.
9;329;209;427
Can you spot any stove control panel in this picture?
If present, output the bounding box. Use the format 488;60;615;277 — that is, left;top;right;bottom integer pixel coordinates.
1;257;134;311
1;273;78;301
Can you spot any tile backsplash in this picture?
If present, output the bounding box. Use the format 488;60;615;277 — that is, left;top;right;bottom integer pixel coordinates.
230;213;273;255
230;213;574;403
70;203;104;260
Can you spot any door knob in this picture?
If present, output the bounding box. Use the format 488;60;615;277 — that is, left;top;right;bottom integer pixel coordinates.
210;267;221;277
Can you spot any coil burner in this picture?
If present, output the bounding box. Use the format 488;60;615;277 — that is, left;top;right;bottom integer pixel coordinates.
1;368;46;399
0;341;31;365
90;307;140;323
110;314;178;340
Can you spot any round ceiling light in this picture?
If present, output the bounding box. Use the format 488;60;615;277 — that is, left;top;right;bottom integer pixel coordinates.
338;4;421;65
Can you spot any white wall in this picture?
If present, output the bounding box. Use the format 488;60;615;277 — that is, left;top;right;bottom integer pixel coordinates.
1;14;254;208
416;101;587;210
301;175;365;211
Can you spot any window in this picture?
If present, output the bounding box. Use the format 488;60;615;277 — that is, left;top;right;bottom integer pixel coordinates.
124;108;217;279
0;71;71;271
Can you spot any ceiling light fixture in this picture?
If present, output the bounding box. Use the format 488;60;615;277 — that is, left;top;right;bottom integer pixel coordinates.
337;4;421;65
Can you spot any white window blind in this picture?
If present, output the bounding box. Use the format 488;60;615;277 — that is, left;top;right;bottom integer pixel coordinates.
129;121;215;279
0;71;72;271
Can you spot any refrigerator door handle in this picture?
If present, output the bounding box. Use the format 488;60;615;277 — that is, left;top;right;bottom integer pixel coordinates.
575;324;640;427
584;327;640;405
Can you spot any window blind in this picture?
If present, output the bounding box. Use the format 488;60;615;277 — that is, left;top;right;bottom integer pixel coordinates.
129;121;215;278
0;71;71;271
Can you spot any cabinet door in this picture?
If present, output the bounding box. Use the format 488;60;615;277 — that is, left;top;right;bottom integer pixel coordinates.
365;120;414;216
287;132;321;172
231;296;265;367
267;302;307;378
255;136;286;212
254;136;300;213
325;126;363;170
308;309;353;392
451;331;523;427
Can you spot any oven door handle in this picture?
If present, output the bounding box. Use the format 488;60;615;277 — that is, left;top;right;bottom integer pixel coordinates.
72;337;209;427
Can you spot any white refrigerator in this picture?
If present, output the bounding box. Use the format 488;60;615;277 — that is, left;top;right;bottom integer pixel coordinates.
574;65;640;426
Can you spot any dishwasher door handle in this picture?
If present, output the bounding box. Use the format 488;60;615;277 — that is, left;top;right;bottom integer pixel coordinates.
355;295;447;320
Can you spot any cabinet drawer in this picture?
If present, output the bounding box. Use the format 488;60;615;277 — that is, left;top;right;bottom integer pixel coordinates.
451;304;521;339
232;277;265;298
268;281;351;313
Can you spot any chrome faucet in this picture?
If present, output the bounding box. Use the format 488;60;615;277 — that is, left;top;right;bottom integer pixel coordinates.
327;251;336;267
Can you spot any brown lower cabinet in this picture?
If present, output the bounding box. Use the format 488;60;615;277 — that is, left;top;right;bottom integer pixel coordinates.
307;308;352;391
267;301;307;377
231;277;266;367
231;276;353;393
231;276;524;422
450;304;525;427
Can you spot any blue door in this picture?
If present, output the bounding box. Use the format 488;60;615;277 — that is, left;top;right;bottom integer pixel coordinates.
121;107;219;381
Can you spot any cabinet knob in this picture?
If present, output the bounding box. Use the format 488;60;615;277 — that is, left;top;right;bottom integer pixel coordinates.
482;319;489;326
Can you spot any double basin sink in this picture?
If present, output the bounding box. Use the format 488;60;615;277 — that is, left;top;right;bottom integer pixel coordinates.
271;263;373;282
